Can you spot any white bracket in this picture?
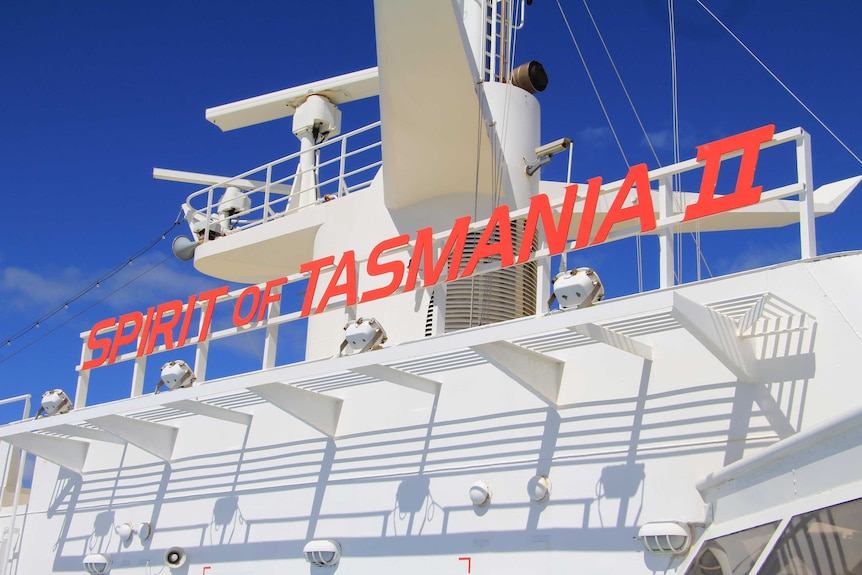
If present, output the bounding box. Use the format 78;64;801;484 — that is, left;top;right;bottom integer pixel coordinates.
4;433;89;474
571;323;653;360
670;293;758;383
51;424;126;445
350;365;441;395
471;342;563;405
88;415;179;462
169;400;253;426
249;383;342;437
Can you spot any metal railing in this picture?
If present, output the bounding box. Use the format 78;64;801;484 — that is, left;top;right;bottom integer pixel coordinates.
184;121;382;242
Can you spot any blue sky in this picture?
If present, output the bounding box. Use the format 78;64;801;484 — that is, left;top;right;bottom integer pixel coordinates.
1;0;861;422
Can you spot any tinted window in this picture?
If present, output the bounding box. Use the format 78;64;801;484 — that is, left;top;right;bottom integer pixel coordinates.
685;522;779;575
758;497;862;575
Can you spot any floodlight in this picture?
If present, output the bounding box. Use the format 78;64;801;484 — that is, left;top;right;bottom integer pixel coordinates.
303;539;341;567
35;389;72;418
549;267;604;310
340;317;387;355
155;360;196;394
637;521;693;555
82;553;111;574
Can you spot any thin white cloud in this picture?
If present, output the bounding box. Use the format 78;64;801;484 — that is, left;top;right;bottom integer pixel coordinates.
577;126;612;148
716;242;799;275
0;265;89;311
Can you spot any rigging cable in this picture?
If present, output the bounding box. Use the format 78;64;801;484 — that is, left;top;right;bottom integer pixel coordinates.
0;218;182;358
696;0;862;167
557;0;647;292
0;253;174;365
668;0;713;282
555;0;630;169
582;0;664;293
581;0;661;168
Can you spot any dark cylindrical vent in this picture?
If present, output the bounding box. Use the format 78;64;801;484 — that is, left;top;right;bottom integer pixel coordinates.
511;61;548;93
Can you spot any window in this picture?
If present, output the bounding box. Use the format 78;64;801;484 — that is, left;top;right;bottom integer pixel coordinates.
758;497;862;575
685;522;779;575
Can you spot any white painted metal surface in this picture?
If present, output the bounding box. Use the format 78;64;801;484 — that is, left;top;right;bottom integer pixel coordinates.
2;1;862;574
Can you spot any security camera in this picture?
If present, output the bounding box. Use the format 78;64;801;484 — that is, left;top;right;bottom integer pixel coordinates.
83;553;111;574
526;137;572;176
303;539;341;567
164;546;187;569
535;137;571;159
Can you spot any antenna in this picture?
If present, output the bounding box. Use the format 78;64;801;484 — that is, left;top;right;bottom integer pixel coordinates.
205;67;379;132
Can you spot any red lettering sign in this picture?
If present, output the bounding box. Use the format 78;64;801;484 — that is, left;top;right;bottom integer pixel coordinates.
83;126;780;368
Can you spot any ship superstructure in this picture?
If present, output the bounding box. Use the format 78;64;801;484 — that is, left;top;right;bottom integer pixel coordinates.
0;1;861;574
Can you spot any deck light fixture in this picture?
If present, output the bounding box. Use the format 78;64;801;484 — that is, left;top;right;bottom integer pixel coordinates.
340;317;387;355
303;539;341;567
35;389;73;418
155;360;196;394
82;553;111;574
549;267;604;310
528;475;551;502
115;521;151;544
469;480;492;507
637;521;693;555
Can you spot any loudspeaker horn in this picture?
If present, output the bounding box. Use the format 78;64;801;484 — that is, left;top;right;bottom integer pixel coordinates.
172;236;198;262
164;546;187;568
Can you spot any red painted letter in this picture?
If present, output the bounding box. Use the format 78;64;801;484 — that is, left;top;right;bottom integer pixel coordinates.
300;256;335;317
684;124;775;221
518;185;579;263
108;312;144;365
197;286;230;342
405;215;472;290
177;294;198;347
462;205;513;278
257;277;288;322
315;250;358;314
575;177;603;249
82;317;117;370
146;300;183;354
592;164;656;245
233;286;261;327
360;234;410;303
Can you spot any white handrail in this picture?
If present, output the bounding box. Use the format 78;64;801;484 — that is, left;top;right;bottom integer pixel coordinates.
185;121;382;242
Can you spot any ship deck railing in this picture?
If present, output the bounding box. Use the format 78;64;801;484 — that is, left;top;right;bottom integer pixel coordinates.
184;120;382;242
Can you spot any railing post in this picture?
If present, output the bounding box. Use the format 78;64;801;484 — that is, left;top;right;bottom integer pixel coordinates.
658;175;675;289
130;355;146;398
75;338;92;408
339;136;348;197
204;186;215;244
262;286;282;370
194;307;209;382
796;131;816;259
264;165;272;223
